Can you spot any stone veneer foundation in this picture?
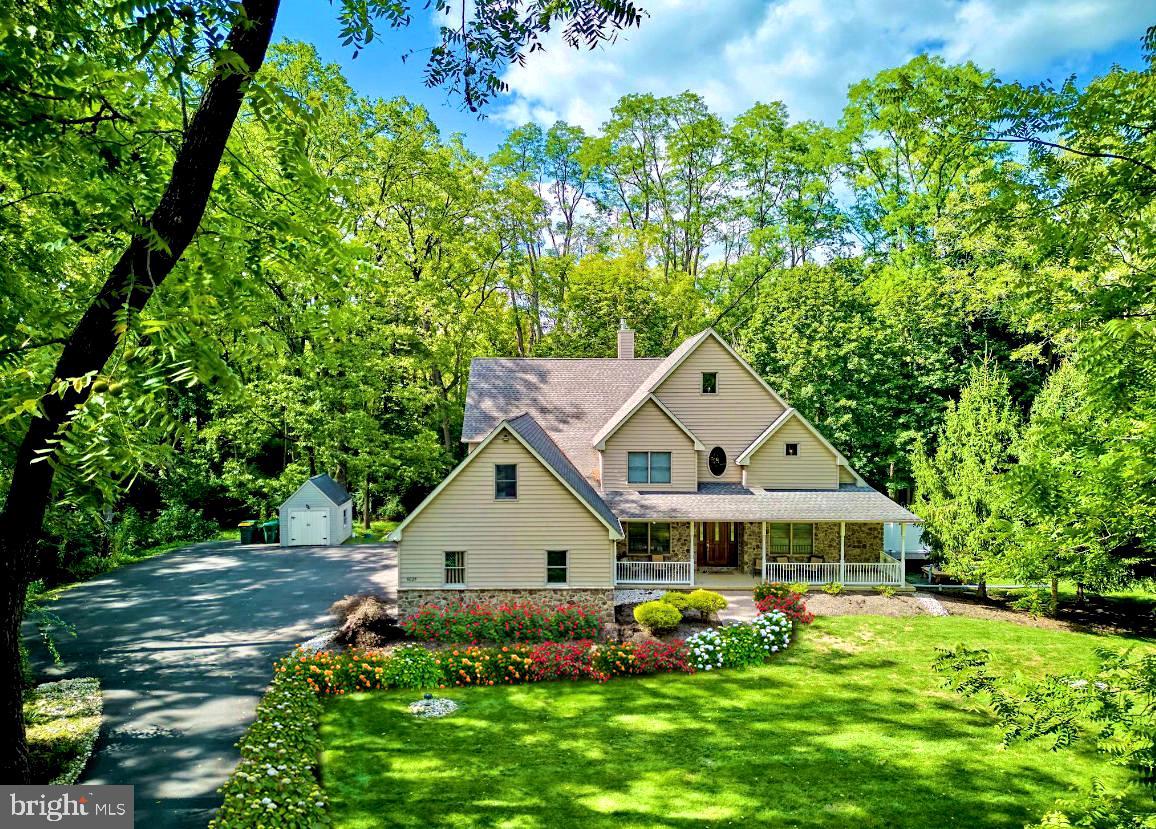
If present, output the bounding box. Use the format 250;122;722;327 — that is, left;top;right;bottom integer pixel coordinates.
397;588;615;625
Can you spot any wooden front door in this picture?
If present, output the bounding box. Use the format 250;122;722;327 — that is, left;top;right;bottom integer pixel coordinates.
697;522;739;567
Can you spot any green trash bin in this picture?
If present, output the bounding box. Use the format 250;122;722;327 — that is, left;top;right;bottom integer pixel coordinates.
238;520;258;544
261;519;280;544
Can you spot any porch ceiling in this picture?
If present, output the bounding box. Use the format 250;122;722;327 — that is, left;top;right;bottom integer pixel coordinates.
602;483;919;523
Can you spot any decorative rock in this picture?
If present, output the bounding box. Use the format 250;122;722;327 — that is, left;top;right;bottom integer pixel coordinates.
298;630;339;653
408;697;459;718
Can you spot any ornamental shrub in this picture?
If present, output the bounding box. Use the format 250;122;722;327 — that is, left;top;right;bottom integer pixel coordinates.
526;641;600;682
382;645;442;689
822;581;844;595
279;648;394;696
787;581;809;595
660;591;690;610
755;592;815;626
633;600;683;633
210;669;325;828
686;589;728;619
436;645;536;686
753;581;791;602
401;601;599;644
684;611;792;671
590;640;693;678
875;585;897;598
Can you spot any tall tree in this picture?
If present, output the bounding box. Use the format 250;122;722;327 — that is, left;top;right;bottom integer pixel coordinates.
0;0;646;783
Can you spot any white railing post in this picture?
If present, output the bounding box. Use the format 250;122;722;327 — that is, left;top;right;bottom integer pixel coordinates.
839;522;846;584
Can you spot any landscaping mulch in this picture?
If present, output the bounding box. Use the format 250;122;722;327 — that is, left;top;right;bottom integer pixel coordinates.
802;593;925;617
931;590;1156;638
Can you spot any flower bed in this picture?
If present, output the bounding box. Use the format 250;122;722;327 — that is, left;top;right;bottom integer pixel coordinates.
25;677;102;785
210;670;325;829
685;611;792;671
401;601;600;644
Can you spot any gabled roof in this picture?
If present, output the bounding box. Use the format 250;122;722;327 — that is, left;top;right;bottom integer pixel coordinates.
461;357;662;479
388;413;623;542
285;473;350;507
591;329;789;448
603;483;919;523
735;408;866;485
592;394;704;450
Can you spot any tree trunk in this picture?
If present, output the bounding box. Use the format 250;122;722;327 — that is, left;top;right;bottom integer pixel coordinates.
1050;575;1059;608
363;473;371;530
976;577;988;601
0;0;279;784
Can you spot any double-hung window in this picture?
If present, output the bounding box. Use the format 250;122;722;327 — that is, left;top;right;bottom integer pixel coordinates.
546;550;568;584
626;522;671;555
494;464;518;500
444;551;466;585
627;451;672;484
769;523;814;556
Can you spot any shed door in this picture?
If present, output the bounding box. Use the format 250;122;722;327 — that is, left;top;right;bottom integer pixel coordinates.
288;509;329;546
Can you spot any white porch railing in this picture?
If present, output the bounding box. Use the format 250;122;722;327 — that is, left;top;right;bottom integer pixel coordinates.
615;560;693;585
762;560;903;586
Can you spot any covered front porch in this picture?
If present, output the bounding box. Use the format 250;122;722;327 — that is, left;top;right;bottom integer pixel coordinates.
613;519;913;588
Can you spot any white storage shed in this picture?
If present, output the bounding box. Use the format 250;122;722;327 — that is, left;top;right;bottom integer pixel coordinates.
279;473;353;547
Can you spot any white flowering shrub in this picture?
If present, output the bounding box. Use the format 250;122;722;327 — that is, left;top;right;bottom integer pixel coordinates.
210;668;327;828
684;611;792;671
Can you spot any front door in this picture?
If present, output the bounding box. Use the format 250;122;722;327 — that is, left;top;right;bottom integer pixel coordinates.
697;522;739;567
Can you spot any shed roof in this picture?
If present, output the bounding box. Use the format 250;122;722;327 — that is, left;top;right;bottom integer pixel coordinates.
602;483;919;523
307;473;351;506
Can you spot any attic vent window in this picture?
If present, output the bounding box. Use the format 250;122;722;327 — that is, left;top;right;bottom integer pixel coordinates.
701;372;718;394
708;446;727;477
785;443;799;457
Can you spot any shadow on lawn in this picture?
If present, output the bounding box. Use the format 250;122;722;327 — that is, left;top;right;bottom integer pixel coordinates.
23;540;394;829
321;632;1098;829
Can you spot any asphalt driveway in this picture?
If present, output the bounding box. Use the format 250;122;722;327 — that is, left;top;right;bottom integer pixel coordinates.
24;540;395;827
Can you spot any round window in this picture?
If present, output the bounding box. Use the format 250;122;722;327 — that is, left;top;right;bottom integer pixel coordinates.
708;446;727;477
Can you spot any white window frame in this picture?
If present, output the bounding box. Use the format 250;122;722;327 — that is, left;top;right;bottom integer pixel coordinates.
494;463;518;501
444;551;466;586
545;549;569;586
627;451;672;484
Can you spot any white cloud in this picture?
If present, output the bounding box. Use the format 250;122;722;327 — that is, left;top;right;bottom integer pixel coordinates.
496;0;1148;131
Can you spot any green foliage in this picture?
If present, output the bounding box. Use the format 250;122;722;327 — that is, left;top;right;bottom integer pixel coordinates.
380;646;442;690
660;591;689;610
913;361;1020;590
934;644;1156;825
821;582;844;596
1010;588;1058;619
633;600;683;633
686;589;728;619
786;582;810;596
875;585;896;598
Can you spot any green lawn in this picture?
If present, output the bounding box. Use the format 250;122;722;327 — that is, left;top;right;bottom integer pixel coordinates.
319;617;1152;829
344;519;400;544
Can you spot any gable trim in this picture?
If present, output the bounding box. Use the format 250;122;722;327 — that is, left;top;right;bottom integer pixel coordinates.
591;329;789;447
593;394;705;450
736;408;866;485
388;419;624;542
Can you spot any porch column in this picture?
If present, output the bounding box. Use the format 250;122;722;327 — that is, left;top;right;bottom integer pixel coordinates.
761;521;767;582
839;521;846;584
689;520;695;586
900;522;907;585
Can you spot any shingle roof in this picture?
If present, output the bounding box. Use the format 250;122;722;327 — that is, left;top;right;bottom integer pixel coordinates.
504;413;622;536
308;473;351;505
462;357;663;479
602;483;919;523
590;329;713;448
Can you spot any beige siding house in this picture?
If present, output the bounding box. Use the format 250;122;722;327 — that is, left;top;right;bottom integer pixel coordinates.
390;326;918;619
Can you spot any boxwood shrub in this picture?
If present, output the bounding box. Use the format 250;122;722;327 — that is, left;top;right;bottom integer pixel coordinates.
633;600;682;633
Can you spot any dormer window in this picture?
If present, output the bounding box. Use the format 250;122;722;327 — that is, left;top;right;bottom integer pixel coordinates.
785;443;799;456
701;372;718;394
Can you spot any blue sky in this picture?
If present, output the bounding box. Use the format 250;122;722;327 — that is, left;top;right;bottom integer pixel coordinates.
276;0;1150;156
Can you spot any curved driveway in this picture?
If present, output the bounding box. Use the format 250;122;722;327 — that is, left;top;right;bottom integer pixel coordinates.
24;540;394;827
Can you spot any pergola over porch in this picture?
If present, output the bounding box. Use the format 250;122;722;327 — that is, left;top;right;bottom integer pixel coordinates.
603;484;920;588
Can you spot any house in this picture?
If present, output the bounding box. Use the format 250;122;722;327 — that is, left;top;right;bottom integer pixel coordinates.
388;325;919;620
280;473;353;546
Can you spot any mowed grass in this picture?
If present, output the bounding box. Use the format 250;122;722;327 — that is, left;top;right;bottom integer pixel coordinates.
320;617;1151;829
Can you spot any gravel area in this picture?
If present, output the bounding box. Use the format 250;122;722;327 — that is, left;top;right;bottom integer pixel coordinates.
914;594;950;617
801;593;926;617
409;697;459;718
613;589;667;605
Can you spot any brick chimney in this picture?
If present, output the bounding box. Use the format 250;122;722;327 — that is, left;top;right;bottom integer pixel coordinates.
617;319;635;359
